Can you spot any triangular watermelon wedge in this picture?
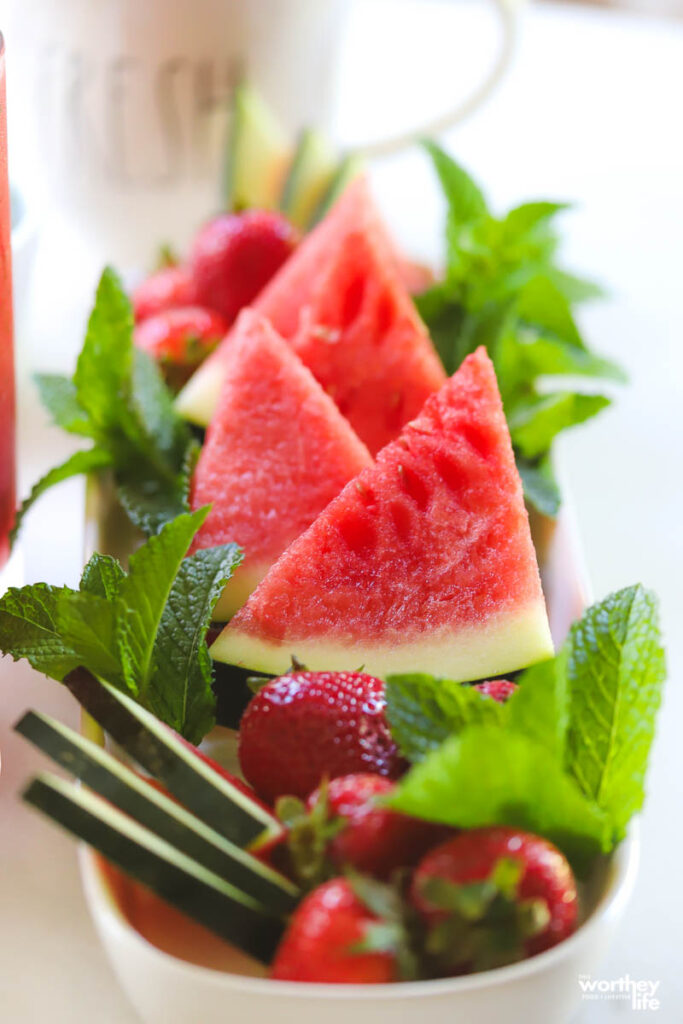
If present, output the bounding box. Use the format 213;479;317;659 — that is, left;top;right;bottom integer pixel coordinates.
291;227;445;454
176;177;445;441
190;310;372;620
211;348;553;679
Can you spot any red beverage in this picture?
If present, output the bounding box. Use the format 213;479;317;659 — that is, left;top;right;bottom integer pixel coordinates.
0;34;15;568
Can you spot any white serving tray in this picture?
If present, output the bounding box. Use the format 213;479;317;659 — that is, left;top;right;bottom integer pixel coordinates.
79;483;635;1024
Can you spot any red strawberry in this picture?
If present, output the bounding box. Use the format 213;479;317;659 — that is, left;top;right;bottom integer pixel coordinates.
411;827;578;972
132;265;197;322
134;306;227;389
473;679;518;703
304;774;449;880
191;209;298;324
238;671;404;803
271;878;401;983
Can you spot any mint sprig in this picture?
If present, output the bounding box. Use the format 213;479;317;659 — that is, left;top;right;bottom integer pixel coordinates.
14;268;198;544
417;142;625;517
385;674;505;763
390;726;608;873
387;585;665;864
0;514;242;742
565;585;666;840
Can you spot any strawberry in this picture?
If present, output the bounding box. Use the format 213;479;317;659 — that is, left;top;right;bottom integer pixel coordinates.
473;679;518;703
191;209;298;324
238;671;404;803
411;827;578;973
132;265;197;322
133;306;227;390
300;774;449;880
271;877;411;983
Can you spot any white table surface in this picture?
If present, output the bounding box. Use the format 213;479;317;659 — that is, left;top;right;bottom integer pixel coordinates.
1;2;682;1021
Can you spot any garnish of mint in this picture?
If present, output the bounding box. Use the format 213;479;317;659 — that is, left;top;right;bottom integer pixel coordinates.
417;141;626;517
387;584;665;870
0;510;242;743
12;267;198;544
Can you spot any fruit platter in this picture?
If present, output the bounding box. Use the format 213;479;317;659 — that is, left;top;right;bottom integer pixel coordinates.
0;90;666;1024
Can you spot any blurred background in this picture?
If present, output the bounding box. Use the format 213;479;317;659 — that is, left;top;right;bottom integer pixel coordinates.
1;0;682;1020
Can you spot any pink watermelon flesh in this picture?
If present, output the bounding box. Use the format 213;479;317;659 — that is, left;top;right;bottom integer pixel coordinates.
176;176;445;435
190;309;372;620
211;347;553;679
291;227;446;455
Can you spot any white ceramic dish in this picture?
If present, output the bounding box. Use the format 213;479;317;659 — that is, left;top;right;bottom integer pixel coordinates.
80;831;638;1024
76;499;637;1024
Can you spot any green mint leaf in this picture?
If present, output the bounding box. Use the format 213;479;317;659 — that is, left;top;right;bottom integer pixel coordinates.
507;655;568;761
79;554;126;600
117;474;190;538
0;584;82;680
508;391;611;460
416;294;514;377
565;585;666;840
545;267;606;304
385;674;505;762
116;509;209;698
497;329;626;395
503;202;569;239
422;140;488;225
387;660;568;765
73;267;135;438
146;542;242;743
55;590;124;687
516;454;561;519
117;433;199;537
389;726;609;873
34;374;95;437
415;290;467;376
10;448;113;545
14;269;196;546
516;275;585;349
129;347;191;472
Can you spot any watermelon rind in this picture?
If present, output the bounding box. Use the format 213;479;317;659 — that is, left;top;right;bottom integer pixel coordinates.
213;563;270;622
176;355;225;426
210;601;553;681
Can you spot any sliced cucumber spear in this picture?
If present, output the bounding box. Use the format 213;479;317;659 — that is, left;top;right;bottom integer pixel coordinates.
308;153;365;228
23;773;283;962
64;668;280;848
223;82;291;212
280;128;338;231
16;710;298;914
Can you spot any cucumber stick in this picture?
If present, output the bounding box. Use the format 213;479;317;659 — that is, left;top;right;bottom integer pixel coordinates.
280;129;338;230
23;773;283;962
64;668;280;847
16;710;298;914
309;154;364;228
223;83;291;212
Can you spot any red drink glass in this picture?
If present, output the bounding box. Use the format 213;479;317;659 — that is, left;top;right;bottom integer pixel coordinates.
0;33;15;568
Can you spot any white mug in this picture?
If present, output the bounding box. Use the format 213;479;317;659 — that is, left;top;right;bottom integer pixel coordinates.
7;0;522;264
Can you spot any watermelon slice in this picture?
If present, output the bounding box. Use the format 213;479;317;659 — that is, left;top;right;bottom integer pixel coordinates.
211;348;553;680
190;310;372;620
290;227;445;454
175;177;445;446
